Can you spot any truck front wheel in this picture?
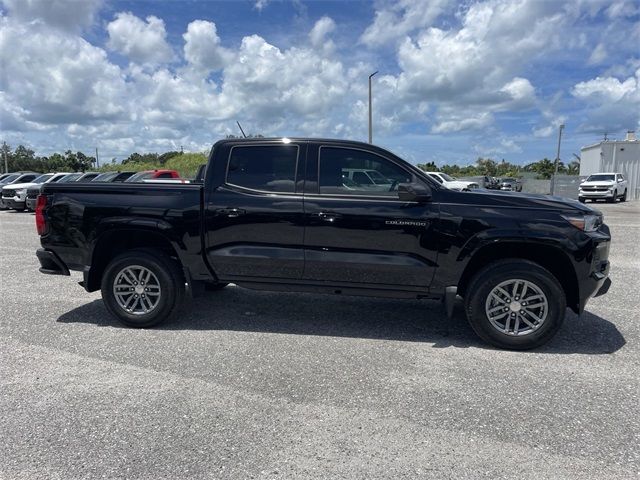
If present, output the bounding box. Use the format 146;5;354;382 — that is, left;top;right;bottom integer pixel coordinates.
464;260;566;350
101;250;185;328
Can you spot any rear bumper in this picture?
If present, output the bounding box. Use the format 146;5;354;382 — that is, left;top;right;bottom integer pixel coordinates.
36;248;70;276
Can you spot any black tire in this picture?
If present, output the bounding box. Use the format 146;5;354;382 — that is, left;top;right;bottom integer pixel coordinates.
607;190;616;203
620;189;627;202
464;259;566;350
578;197;586;203
204;281;229;291
101;249;185;328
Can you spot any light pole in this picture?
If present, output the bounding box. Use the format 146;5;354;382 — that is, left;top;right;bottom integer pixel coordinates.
368;71;378;144
2;143;7;174
552;124;565;194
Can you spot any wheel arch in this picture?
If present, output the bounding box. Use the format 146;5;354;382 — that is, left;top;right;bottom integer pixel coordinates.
457;241;580;313
85;227;182;292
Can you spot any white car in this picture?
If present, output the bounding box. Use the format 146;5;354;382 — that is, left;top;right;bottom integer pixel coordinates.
425;172;479;191
1;172;70;211
579;173;627;203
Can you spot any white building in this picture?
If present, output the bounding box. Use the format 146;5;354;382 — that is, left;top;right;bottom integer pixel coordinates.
580;131;640;200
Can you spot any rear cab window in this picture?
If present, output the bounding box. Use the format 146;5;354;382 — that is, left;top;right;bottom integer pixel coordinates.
226;145;299;193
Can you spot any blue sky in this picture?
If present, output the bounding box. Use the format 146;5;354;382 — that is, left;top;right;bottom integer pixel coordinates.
1;0;639;166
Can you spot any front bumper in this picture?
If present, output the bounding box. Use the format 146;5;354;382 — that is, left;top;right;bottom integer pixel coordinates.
577;238;611;312
3;198;26;209
579;190;614;199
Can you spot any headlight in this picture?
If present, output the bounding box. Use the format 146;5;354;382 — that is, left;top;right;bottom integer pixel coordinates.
562;214;603;232
16;189;26;195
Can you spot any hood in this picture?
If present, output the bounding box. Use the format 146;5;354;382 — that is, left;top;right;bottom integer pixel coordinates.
444;180;475;188
2;182;37;190
580;180;614;186
468;189;597;214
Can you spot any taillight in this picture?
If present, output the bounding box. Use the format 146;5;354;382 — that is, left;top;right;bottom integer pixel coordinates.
35;195;48;235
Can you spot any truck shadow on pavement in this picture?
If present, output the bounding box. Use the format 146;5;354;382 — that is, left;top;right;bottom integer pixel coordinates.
57;286;625;354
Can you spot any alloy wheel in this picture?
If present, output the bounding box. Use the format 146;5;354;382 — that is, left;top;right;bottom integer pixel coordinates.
113;265;162;315
484;279;548;336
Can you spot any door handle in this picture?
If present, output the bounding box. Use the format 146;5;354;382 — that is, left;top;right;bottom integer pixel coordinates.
216;208;246;218
317;211;342;222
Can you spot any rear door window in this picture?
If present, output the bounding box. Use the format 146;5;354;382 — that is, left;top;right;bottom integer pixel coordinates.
226;145;299;193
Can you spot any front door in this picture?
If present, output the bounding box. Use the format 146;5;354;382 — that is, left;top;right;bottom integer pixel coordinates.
302;144;439;288
204;142;306;281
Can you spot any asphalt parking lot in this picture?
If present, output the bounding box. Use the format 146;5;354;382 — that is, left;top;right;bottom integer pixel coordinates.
1;201;639;479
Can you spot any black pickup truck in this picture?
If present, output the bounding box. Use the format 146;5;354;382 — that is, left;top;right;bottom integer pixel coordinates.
35;138;611;349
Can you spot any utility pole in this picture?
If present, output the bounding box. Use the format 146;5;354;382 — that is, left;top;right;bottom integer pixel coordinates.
368;71;378;144
552;124;565;195
95;147;100;168
2;142;8;174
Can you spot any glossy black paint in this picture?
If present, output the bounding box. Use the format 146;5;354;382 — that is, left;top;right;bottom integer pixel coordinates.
38;138;611;313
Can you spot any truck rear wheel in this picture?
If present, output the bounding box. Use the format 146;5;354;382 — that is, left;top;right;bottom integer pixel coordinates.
464;259;566;350
101;250;185;328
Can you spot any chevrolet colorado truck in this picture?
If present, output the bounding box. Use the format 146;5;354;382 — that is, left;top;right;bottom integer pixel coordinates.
35;138;612;350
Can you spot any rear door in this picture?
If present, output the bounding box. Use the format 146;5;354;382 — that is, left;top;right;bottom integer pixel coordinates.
302;143;439;289
204;141;306;280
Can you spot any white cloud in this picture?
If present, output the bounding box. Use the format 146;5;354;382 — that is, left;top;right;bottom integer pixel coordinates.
588;43;608;65
254;0;269;11
309;16;336;47
572;74;637;102
431;111;494;134
0;17;127;128
360;0;450;46
474;138;523;156
1;0;102;30
500;78;536;108
571;70;640;133
183;20;231;72
107;12;173;65
219;34;349;127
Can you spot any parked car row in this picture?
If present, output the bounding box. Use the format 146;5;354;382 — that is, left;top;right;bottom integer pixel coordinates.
1;169;186;212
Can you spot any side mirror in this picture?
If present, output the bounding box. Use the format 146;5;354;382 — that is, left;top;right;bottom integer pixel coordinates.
398;183;432;202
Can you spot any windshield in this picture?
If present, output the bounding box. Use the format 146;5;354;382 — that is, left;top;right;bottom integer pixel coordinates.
586;174;615;182
32;174;54;184
92;172;117;182
125;171;154;182
440;173;454;182
0;174;20;184
59;173;82;182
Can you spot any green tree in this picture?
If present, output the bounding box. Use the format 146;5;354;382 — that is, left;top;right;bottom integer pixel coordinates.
416;161;437;171
122;152;160;165
524;158;565;179
567;160;580;175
